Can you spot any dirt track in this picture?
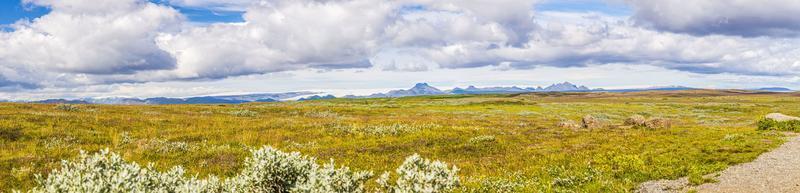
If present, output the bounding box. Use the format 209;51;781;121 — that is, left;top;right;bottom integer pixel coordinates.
639;133;800;193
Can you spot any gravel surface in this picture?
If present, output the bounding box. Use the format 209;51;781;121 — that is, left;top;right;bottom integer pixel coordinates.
638;133;800;193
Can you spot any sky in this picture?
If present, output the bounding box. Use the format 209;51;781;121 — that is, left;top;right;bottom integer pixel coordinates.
2;0;800;100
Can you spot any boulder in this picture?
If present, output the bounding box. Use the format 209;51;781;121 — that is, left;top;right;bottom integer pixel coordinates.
557;120;581;129
624;115;647;127
644;117;672;129
582;115;605;129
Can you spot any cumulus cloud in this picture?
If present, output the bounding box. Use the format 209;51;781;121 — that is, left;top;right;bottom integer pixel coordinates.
1;0;800;93
0;0;183;88
157;0;540;76
159;0;395;79
625;0;800;37
423;12;800;76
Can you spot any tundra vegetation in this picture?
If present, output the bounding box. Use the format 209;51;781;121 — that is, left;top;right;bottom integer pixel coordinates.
0;90;798;192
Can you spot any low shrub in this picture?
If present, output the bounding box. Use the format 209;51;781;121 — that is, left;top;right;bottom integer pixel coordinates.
29;149;213;193
757;118;800;131
331;123;440;136
27;147;458;193
304;111;340;118
377;154;460;193
228;110;258;117
0;127;23;141
468;135;497;144
53;104;80;112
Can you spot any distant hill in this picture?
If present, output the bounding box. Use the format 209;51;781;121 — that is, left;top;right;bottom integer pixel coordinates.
31;92;318;105
351;82;703;98
297;95;336;101
24;83;767;104
542;82;590;92
601;85;696;92
364;83;447;98
449;82;592;94
35;99;90;104
755;87;793;92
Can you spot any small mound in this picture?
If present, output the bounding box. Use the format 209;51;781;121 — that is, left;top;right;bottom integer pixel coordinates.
765;113;800;121
758;113;800;131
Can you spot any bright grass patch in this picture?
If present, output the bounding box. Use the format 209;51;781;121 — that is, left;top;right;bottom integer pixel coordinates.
0;90;794;192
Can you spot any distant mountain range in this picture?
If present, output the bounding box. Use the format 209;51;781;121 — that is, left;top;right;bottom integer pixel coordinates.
297;94;336;101
17;83;795;104
754;87;794;92
360;83;447;98
32;92;318;105
449;82;593;94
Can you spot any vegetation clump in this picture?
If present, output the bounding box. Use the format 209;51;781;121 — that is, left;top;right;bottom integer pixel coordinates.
377;154;460;193
332;123;439;136
228;109;258;117
468;135;497;144
53;104;80;112
27;147;458;193
757;118;800;132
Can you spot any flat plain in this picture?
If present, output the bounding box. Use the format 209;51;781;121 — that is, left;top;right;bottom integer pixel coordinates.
2;90;798;192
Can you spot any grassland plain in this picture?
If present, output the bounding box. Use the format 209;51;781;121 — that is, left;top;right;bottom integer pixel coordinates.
1;90;798;192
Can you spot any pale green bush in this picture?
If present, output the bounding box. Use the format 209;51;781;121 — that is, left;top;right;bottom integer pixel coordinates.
292;161;373;193
332;123;441;136
377;154;460;193
53;104;80;112
28;149;215;193
468;135;496;145
223;146;316;192
228;109;258;117
26;147;458;193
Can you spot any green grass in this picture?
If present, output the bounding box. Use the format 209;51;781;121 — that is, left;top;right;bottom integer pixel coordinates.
0;90;797;192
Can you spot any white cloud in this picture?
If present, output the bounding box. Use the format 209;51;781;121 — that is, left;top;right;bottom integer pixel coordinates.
1;0;800;97
157;0;395;79
625;0;800;37
411;12;800;76
0;0;183;88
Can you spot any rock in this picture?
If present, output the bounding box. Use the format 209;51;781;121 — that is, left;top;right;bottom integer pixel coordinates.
582;115;605;129
557;120;581;129
645;117;672;129
765;113;800;122
625;115;647;127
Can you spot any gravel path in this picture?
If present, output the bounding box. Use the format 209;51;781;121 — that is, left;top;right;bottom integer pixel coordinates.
639;133;800;193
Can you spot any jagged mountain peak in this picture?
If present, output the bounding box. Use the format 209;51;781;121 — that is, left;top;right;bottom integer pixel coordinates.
542;82;590;92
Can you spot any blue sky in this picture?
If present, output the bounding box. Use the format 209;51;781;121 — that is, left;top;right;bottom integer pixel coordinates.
1;0;632;25
0;0;246;25
0;1;48;26
1;0;800;99
536;0;631;15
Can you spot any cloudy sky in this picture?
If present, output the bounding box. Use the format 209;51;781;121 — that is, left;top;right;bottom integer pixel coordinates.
2;0;800;100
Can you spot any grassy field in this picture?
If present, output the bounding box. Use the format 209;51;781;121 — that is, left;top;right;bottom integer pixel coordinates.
1;90;798;192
